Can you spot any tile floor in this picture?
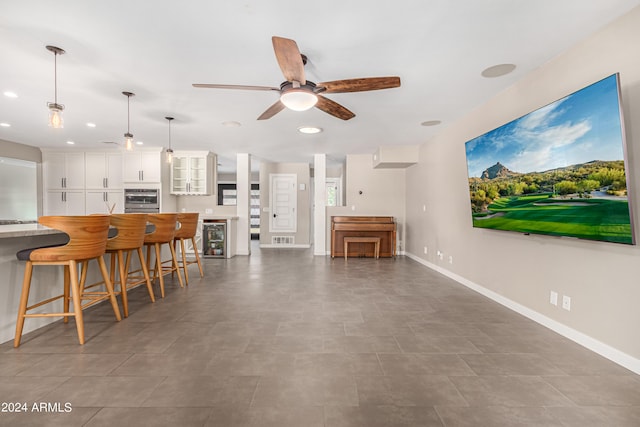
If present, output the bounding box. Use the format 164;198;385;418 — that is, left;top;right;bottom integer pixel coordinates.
1;244;640;426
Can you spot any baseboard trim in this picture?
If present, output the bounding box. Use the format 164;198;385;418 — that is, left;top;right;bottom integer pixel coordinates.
405;251;640;375
260;244;311;249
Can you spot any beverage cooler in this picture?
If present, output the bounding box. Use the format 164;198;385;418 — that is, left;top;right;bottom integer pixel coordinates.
202;219;227;258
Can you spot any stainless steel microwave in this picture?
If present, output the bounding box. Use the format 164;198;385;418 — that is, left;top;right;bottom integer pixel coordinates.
124;188;159;213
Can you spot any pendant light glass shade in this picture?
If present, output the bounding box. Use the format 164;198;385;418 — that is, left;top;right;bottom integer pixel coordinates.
165;116;174;163
122;92;135;151
124;133;134;151
46;46;65;128
48;103;64;128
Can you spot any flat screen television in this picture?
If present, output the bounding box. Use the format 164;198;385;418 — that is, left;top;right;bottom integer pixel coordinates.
464;73;634;245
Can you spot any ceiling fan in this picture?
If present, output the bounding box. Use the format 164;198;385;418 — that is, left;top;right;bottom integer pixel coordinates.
193;36;401;121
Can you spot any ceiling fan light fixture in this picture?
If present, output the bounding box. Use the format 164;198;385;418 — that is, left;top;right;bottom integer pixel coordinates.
280;89;318;111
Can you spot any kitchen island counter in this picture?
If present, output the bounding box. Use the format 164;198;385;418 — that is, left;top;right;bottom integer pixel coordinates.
0;223;61;239
0;225;89;345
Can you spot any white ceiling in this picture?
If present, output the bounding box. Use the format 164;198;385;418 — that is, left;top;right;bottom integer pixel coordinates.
1;0;639;172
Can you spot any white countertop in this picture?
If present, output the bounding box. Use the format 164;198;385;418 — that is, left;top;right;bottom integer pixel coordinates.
201;215;239;220
0;223;61;239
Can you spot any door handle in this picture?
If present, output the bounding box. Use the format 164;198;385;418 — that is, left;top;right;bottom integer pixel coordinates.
273;213;277;218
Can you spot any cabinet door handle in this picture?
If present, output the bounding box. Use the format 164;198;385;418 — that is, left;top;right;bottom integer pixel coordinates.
105;177;108;188
140;170;144;181
63;192;67;202
103;192;107;202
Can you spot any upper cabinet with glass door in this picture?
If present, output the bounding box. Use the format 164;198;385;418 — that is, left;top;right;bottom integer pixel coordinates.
170;151;216;195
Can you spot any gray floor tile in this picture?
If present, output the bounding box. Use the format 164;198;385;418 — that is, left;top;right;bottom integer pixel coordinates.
435;406;560;427
325;405;444;427
85;407;212;427
449;375;575;407
141;375;259;407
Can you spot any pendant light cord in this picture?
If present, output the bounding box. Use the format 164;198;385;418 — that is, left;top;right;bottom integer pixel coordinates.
53;52;58;103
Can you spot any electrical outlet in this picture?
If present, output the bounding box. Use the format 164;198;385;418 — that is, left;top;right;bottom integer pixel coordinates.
423;246;428;254
550;291;558;306
437;250;443;260
448;255;453;264
562;295;571;311
205;208;213;214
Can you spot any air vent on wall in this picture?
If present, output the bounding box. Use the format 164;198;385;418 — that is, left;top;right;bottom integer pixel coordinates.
272;236;295;245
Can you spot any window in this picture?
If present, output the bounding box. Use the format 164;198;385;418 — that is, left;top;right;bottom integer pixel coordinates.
325;178;342;207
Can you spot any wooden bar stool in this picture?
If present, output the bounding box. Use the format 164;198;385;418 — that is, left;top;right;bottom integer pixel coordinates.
103;213;155;317
144;213;183;298
173;212;204;285
14;215;121;347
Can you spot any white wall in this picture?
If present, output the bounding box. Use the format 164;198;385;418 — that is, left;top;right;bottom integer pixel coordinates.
406;6;640;370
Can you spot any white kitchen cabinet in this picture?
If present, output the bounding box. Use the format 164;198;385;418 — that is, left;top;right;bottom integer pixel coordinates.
123;151;161;183
44;190;85;216
42;152;85;190
85;190;124;214
170;151;216;195
85;152;123;189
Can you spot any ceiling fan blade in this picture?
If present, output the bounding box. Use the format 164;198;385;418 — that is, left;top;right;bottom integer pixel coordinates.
272;36;306;84
193;83;279;91
317;77;401;93
315;95;355;120
257;100;286;120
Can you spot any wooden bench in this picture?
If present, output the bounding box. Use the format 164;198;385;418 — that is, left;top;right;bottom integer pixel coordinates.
343;236;381;260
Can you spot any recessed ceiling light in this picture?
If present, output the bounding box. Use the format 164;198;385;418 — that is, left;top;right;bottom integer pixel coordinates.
136;141;144;145
481;63;516;78
66;140;75;145
86;122;96;128
3;91;18;98
0;122;11;127
421;120;441;127
222;121;241;127
298;126;322;134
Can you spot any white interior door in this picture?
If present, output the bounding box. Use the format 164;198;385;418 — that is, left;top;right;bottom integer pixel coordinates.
269;173;297;232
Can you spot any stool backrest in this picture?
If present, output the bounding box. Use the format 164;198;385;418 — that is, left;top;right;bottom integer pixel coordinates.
31;215;111;262
144;213;178;244
106;213;149;251
174;212;199;239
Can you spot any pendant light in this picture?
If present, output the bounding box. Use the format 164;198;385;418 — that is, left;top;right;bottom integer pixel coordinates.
122;91;135;151
165;116;174;163
46;45;65;128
